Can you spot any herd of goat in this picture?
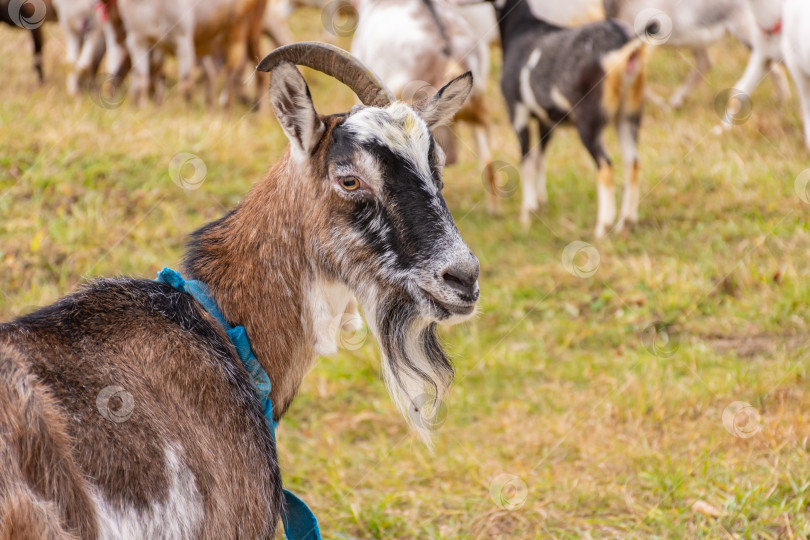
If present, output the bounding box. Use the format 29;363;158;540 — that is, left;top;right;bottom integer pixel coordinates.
2;0;810;235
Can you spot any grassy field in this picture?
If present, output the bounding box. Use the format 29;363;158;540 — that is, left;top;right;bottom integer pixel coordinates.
2;8;810;539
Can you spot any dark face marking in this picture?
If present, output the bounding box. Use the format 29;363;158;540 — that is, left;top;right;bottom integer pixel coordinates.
324;112;458;276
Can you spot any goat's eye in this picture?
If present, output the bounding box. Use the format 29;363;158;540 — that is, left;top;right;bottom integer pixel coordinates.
339;176;361;191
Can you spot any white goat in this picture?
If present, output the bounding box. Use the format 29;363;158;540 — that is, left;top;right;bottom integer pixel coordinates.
529;0;605;26
53;0;106;95
352;0;498;212
604;0;791;109
730;0;786;102
449;1;499;46
712;0;790;131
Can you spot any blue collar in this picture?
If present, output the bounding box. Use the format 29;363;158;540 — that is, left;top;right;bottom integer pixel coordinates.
156;267;321;540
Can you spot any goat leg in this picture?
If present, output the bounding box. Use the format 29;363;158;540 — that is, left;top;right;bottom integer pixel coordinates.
670;47;712;110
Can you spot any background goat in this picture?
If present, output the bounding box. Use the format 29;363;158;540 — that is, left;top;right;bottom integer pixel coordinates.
712;0;789;133
604;0;764;109
782;0;810;149
489;0;645;237
0;42;479;537
351;0;497;212
528;0;605;26
0;0;55;83
730;0;785;106
53;0;107;95
114;0;267;107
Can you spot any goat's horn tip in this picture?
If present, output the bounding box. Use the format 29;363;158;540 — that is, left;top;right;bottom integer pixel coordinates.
256;55;279;73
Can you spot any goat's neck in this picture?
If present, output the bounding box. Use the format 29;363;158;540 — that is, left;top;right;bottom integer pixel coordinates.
183;155;324;419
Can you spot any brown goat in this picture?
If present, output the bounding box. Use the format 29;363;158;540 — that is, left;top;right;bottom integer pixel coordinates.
0;43;479;537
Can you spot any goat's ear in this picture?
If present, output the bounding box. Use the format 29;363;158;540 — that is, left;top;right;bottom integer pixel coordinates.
413;72;473;128
268;62;325;158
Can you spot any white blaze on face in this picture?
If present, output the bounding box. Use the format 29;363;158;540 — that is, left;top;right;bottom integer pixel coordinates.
343;102;437;191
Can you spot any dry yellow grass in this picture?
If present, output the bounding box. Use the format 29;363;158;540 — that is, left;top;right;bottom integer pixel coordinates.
2;7;810;539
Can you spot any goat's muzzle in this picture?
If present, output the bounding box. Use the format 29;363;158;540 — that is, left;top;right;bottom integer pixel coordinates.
417;248;480;322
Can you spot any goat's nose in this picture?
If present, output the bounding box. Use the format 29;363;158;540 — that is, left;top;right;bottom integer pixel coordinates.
441;257;480;301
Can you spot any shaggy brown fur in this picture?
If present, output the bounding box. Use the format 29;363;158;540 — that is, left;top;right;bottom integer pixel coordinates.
0;344;95;539
0;279;283;537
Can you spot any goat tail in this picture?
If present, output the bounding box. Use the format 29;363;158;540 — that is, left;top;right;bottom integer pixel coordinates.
0;344;97;540
601;38;647;117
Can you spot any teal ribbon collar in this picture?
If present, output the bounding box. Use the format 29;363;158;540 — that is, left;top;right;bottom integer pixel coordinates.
156;267;320;540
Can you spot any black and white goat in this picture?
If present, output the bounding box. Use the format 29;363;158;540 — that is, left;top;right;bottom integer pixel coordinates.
0;43;479;538
488;0;646;238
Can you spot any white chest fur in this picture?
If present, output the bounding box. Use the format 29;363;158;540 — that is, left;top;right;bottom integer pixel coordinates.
307;278;364;356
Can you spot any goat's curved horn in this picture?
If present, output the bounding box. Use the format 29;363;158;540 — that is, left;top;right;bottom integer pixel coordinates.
257;42;395;108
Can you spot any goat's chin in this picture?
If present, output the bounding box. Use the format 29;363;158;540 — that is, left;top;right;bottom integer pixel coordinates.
433;307;478;326
414;288;479;326
363;290;454;448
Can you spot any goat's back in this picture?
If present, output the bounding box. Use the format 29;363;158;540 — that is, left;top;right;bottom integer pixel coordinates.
606;0;752;48
501;20;635;101
0;278;283;538
0;343;93;539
